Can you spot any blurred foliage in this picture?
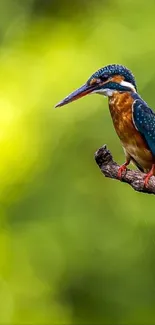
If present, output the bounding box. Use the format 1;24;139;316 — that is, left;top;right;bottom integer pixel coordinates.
0;0;155;324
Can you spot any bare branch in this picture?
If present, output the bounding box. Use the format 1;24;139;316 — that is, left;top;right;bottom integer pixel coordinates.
95;145;155;194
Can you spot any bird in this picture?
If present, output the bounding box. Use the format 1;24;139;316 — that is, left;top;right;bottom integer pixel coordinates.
55;64;155;187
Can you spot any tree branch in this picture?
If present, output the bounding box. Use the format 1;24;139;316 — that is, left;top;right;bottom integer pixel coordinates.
94;145;155;195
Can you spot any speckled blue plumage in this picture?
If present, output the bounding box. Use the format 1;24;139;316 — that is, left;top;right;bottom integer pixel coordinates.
132;93;155;156
88;64;137;90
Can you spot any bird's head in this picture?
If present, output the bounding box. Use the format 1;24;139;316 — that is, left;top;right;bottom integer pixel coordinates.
55;64;137;108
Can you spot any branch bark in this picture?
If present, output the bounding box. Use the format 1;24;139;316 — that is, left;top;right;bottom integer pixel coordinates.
95;145;155;195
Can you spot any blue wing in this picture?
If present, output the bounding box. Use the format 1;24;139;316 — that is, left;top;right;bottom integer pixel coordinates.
132;94;155;156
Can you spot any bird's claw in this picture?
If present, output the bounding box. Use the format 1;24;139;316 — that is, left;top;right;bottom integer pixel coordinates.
143;164;155;187
144;173;153;187
117;164;128;179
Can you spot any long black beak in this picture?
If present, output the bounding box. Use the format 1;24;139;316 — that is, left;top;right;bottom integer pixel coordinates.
55;83;96;108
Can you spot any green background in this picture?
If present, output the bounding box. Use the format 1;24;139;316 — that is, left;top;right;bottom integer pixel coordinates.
0;0;155;323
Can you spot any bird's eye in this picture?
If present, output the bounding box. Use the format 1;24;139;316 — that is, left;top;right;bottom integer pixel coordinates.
100;74;109;82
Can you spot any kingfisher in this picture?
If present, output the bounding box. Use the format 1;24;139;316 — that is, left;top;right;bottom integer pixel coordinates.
55;64;155;187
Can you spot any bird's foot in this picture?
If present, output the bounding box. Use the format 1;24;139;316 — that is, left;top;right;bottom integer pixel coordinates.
144;164;155;187
117;163;128;179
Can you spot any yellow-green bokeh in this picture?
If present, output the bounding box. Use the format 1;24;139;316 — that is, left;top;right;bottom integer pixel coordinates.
0;0;155;324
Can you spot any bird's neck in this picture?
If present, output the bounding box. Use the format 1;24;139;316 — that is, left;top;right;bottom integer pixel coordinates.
108;91;134;141
108;91;133;115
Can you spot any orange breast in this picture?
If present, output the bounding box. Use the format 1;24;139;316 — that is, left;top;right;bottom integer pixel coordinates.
108;92;154;171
